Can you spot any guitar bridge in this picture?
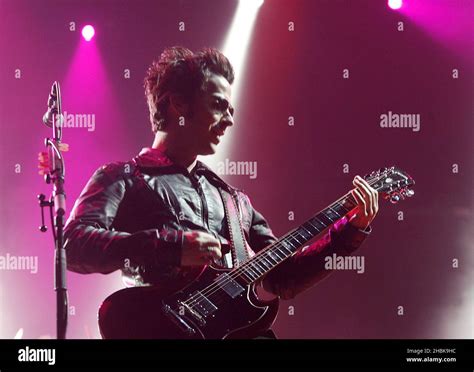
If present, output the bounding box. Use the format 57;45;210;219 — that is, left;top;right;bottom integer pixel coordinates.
180;301;207;327
162;304;196;337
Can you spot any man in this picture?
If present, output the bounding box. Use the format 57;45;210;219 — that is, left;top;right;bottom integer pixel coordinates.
64;46;378;338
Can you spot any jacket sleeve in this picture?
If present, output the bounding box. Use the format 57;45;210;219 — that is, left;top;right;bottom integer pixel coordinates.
64;164;183;275
248;206;371;300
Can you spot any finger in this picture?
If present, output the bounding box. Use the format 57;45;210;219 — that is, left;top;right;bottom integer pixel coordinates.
354;177;374;215
210;247;222;259
358;176;378;213
58;143;69;152
193;230;215;242
351;188;367;216
373;188;379;212
200;246;222;260
201;238;221;251
354;176;373;202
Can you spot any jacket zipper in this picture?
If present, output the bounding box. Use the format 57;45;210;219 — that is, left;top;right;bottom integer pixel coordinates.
193;176;210;231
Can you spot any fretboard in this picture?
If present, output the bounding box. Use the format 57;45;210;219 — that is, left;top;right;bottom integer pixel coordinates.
235;191;358;284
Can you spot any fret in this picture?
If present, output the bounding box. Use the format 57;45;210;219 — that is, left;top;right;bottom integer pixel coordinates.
324;211;336;222
251;261;263;273
341;195;357;210
244;267;257;281
240;266;260;284
241;271;254;283
325;207;340;221
289;235;303;246
255;259;269;271
332;201;350;215
298;227;312;240
310;217;325;231
302;221;319;234
240;246;289;283
324;207;342;222
253;263;266;277
245;266;259;280
260;256;273;269
317;213;333;225
287;238;299;250
280;240;295;253
267;250;281;263
251;262;265;275
272;247;286;260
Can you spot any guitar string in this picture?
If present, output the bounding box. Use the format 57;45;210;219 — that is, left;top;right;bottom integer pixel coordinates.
181;175;381;310
180;179;378;310
183;189;362;306
181;182;377;310
179;197;355;312
181;194;352;308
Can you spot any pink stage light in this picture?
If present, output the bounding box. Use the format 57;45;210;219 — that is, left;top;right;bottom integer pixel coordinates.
81;25;95;41
388;0;403;10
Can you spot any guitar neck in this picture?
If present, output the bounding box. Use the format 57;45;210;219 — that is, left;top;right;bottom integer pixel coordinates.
234;191;358;284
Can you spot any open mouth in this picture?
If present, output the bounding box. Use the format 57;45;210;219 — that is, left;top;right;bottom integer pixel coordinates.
210;125;225;143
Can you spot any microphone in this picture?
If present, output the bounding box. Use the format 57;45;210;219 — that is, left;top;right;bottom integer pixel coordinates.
42;82;61;127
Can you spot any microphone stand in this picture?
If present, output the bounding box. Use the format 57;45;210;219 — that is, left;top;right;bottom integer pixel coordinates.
37;81;68;339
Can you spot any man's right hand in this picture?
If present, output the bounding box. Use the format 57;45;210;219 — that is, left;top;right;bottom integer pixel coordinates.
181;231;222;266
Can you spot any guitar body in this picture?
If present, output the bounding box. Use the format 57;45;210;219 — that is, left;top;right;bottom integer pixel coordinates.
98;266;279;339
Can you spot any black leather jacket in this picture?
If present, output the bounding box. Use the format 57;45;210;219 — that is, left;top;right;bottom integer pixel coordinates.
64;148;370;299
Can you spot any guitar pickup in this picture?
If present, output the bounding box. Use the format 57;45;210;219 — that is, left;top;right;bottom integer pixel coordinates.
215;273;245;298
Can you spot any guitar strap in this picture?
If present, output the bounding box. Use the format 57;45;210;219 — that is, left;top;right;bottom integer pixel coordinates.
218;188;249;267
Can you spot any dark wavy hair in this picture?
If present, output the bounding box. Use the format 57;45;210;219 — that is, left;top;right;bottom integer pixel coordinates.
144;46;235;133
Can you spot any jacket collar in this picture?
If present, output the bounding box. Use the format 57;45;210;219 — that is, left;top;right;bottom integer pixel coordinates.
133;147;238;193
134;147;174;168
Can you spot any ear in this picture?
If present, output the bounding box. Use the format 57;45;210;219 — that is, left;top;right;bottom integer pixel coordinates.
168;94;190;117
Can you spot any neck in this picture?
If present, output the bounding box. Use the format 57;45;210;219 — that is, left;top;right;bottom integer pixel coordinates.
152;132;197;173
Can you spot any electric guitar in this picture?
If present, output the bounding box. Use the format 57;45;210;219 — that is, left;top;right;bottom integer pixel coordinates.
98;167;415;339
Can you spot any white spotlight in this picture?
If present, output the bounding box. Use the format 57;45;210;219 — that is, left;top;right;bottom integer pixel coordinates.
202;0;264;168
222;0;264;98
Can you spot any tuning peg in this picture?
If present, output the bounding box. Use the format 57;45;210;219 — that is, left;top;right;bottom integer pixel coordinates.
405;189;415;197
390;193;401;204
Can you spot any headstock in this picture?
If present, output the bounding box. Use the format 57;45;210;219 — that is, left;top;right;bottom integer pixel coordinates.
363;167;415;204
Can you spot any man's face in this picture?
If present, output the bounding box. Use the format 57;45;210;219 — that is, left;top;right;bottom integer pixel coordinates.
183;73;234;155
